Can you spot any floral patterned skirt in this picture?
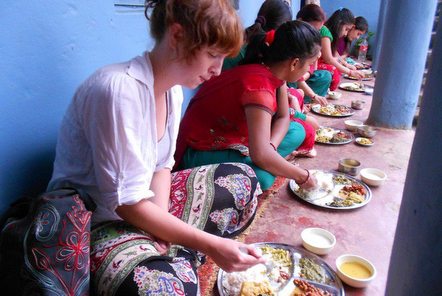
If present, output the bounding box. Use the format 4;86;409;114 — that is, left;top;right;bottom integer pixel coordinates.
90;163;261;296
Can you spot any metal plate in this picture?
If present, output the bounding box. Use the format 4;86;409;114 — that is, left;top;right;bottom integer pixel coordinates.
289;170;372;210
343;74;373;81
311;104;355;117
355;137;374;147
315;127;354;145
217;242;345;296
338;82;365;92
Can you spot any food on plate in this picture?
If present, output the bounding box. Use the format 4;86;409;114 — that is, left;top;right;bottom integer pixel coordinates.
344;70;373;80
332;175;352;185
341;82;364;91
222;246;293;296
299;258;329;284
327;183;366;207
330;132;351;143
292;279;332;296
315;104;352;116
315;127;352;144
290;170;371;210
357;137;373;145
339;184;366;198
315;127;334;142
295;171;334;200
239;281;275;296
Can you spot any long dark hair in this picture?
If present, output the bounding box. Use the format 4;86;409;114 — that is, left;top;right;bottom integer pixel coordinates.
244;0;292;43
241;20;321;66
354;16;368;32
324;8;355;52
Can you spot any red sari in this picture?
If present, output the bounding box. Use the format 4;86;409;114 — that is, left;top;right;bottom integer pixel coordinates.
317;58;341;91
175;64;283;165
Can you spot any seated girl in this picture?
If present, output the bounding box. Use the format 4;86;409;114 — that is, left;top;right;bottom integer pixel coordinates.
223;0;292;72
336;16;369;64
317;8;365;90
223;0;319;157
175;20;320;191
293;3;332;103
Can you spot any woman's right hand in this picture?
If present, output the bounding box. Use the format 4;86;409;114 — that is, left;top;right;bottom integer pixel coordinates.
296;169;317;190
349;69;365;79
300;172;317;189
208;237;265;272
312;94;328;106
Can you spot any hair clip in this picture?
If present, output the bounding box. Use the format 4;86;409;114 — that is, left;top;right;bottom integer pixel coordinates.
265;30;276;46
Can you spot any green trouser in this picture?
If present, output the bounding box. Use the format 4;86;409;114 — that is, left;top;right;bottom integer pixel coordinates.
180;121;305;190
305;70;332;102
287;70;332;103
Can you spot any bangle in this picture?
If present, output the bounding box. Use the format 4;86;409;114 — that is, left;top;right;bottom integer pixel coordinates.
297;169;310;186
270;142;277;151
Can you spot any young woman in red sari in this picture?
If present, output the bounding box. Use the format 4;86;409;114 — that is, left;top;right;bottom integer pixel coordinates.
175;20;320;191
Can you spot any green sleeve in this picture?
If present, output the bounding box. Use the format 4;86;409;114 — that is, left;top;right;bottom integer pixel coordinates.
319;26;333;42
293;111;307;121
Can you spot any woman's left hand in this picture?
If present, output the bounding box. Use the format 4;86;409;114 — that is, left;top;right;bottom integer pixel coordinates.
153;236;171;254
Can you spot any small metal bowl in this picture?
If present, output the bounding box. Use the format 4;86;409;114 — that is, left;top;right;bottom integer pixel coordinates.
351;100;365;110
328;91;342;100
357;125;377;138
364;87;374;95
338;158;361;176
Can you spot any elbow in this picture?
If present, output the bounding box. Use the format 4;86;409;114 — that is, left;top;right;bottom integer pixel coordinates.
249;149;271;169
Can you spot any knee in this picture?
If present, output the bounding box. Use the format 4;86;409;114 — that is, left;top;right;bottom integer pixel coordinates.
206;163;262;237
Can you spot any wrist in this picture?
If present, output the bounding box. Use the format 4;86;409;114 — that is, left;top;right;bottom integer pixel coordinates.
201;232;222;257
296;169;310;185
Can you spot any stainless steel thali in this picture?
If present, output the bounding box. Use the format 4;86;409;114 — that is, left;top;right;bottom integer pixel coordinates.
315;127;354;145
311;104;354;117
338;82;365;93
289;170;372;210
217;242;345;296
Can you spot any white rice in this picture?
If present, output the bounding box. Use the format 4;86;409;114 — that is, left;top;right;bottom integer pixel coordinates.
222;263;268;296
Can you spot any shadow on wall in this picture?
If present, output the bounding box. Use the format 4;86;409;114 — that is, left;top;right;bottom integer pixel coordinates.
0;147;55;217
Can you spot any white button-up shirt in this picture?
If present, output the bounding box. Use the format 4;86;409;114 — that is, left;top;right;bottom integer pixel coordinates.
48;52;183;224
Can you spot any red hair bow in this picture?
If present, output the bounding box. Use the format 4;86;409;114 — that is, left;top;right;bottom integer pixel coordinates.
265;29;275;46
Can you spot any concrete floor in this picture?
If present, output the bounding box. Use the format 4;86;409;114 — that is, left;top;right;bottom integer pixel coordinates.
242;77;416;295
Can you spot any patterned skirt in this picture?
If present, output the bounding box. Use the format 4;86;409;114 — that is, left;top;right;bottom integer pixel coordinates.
90;163;261;296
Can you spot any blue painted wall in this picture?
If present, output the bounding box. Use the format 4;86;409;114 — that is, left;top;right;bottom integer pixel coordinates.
0;1;150;214
0;1;268;215
0;1;380;216
320;0;381;57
